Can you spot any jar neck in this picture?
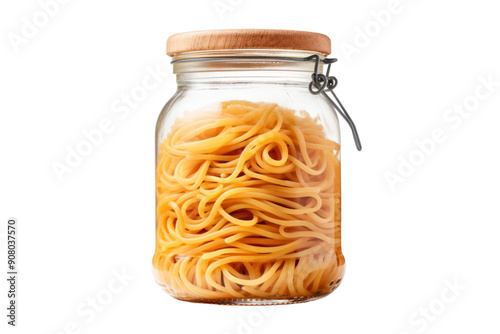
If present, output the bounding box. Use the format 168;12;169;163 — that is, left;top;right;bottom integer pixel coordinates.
171;50;325;88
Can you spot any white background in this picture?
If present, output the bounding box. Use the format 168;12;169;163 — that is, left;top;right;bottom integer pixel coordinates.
1;0;500;333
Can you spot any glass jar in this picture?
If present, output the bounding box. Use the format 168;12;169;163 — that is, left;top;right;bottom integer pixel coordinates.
153;30;347;305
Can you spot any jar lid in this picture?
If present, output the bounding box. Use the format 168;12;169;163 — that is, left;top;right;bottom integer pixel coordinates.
166;29;331;57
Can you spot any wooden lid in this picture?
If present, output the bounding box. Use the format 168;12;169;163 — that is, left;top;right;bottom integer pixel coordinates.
166;29;331;57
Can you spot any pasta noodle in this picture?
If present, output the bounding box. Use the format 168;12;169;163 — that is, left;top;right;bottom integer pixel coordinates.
153;100;344;303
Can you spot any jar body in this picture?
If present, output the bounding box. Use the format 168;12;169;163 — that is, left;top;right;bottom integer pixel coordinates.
153;53;344;305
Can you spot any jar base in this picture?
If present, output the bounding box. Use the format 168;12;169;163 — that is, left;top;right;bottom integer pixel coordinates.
171;293;332;306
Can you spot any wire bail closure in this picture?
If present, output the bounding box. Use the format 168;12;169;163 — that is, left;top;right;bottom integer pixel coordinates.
304;55;362;151
171;54;362;151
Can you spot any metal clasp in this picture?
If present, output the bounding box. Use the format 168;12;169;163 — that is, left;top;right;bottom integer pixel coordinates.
304;55;362;151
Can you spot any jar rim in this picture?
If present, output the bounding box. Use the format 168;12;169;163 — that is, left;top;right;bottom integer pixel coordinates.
171;50;325;75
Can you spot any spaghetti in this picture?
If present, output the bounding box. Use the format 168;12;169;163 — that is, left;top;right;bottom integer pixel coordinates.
153;100;344;302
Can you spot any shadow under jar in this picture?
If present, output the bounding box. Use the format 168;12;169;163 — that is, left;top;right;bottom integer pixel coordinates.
153;29;346;305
